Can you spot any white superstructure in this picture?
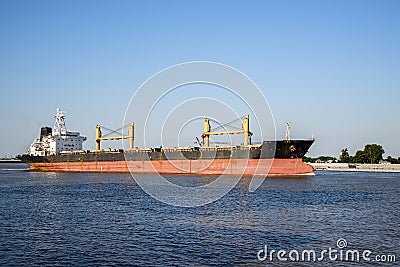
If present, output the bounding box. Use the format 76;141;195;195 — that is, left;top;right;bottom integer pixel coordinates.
28;108;87;156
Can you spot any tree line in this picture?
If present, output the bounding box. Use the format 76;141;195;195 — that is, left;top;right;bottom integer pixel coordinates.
303;144;400;164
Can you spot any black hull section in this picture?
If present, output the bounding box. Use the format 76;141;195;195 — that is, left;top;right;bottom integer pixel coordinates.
18;139;314;163
262;140;315;159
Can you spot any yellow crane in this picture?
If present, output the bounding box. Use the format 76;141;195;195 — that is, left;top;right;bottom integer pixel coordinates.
201;115;252;146
95;123;134;150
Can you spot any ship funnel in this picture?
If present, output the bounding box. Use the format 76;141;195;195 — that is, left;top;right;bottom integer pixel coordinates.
40;127;52;141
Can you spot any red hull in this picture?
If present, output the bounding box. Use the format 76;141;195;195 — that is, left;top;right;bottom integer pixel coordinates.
27;158;314;177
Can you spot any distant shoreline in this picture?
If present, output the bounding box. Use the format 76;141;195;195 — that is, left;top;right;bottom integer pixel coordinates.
310;163;400;173
0;159;23;163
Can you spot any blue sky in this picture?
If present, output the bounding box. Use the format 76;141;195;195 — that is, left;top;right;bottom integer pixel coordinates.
1;0;399;158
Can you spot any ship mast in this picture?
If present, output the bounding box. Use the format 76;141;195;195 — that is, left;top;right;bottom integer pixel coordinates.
53;108;67;136
285;122;291;142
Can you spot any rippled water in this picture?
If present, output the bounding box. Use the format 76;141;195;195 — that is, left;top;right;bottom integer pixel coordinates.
0;163;398;266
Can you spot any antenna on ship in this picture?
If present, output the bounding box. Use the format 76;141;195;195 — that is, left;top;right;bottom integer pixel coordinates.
54;108;67;136
285;122;291;142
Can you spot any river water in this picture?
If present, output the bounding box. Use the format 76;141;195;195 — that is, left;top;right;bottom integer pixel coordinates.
0;163;398;266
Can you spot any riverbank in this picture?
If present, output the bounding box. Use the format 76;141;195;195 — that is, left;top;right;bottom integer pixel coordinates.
310;163;400;173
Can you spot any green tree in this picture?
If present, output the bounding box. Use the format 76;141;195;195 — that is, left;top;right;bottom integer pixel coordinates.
303;156;313;163
317;156;337;163
363;144;385;164
385;156;398;164
352;150;368;163
339;148;350;163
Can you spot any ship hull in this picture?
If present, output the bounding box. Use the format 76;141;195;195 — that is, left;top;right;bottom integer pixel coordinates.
22;158;313;177
18;140;315;177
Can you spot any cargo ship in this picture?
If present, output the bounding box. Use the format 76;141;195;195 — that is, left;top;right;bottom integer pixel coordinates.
18;109;315;176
